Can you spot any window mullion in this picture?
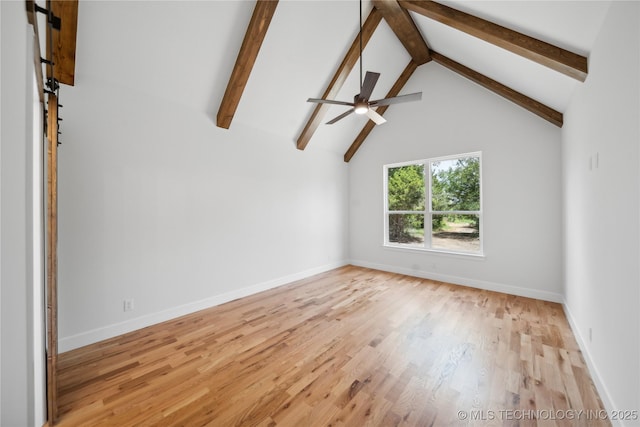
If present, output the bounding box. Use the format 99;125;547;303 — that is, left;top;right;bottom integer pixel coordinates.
425;161;432;249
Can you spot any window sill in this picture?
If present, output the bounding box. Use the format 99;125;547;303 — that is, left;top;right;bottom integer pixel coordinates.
383;243;485;260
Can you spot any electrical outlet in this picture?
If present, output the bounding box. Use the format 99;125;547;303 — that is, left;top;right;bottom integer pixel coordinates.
123;299;134;312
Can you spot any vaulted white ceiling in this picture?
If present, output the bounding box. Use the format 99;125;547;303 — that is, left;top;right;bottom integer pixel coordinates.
74;0;611;156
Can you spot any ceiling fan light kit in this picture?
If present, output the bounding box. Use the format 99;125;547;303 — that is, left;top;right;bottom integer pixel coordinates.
354;99;369;115
306;0;422;126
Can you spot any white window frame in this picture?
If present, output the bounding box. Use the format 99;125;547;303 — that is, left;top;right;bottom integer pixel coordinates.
383;152;483;256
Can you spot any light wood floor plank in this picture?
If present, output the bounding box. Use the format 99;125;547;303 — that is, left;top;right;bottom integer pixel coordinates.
56;266;609;426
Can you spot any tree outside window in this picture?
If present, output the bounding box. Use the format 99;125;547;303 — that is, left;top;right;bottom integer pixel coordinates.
385;153;482;254
387;164;424;245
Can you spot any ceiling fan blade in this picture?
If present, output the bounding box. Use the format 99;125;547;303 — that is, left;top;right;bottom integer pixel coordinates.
326;109;355;125
307;98;354;107
370;92;422;107
366;108;387;125
359;71;380;101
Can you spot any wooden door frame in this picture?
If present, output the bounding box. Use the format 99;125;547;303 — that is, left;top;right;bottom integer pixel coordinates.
28;1;60;423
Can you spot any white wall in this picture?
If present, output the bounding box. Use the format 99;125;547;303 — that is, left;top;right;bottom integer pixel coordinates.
1;1;3;418
349;62;563;301
562;1;640;421
58;71;349;351
0;1;43;425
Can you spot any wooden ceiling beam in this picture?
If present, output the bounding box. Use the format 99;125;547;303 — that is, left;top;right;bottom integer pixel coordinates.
372;0;430;65
296;7;383;150
431;51;563;127
344;59;420;162
400;0;588;81
217;0;279;129
48;0;79;86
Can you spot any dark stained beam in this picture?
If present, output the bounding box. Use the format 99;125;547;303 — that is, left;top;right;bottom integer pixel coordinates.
344;60;420;162
217;0;279;129
400;0;588;81
431;51;563;127
297;7;383;150
48;0;79;86
373;0;430;64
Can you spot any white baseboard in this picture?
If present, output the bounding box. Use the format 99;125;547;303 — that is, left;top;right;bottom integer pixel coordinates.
349;259;564;303
59;261;348;352
562;302;625;427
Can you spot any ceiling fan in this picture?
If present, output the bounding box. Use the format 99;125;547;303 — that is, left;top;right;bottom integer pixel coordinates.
306;0;422;125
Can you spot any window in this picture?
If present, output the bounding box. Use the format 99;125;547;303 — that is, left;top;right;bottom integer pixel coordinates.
384;152;482;255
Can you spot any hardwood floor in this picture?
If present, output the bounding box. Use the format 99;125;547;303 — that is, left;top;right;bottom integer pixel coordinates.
57;266;609;426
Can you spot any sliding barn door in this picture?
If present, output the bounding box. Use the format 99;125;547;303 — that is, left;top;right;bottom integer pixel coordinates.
46;93;59;424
